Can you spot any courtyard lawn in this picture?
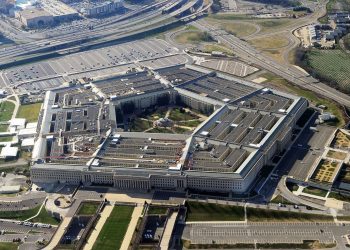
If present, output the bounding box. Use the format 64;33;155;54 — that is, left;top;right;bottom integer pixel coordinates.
16;103;42;122
92;206;134;250
168;108;198;121
0;101;15;122
147;206;168;215
77;203;99;216
302;187;328;197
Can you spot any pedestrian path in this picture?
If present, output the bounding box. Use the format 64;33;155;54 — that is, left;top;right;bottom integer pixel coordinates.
83;205;114;250
120;206;143;250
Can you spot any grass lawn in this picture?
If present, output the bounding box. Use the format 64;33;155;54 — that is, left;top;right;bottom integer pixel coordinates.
247;207;333;222
148;206;168;215
77;203;99;216
302;186;328;197
304;49;350;93
178;120;202;127
30;207;60;225
16;103;42;122
0;101;15;122
147;127;174;133
0;136;13;142
204;17;257;38
186;201;245;221
0;205;40;221
0;242;19;250
92;206;134;250
173;126;191;134
270;195;294;205
0;124;8;132
202;44;234;56
260;72;346;127
250;35;289;49
249;35;289;63
168;108;198;121
130;118;153;132
208;13;253;20
257;19;292;33
328;192;350;203
326;150;347;160
174;31;213;44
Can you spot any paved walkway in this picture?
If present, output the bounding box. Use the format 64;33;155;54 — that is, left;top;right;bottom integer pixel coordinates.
120;206;143;250
83;205;114;250
43;217;71;250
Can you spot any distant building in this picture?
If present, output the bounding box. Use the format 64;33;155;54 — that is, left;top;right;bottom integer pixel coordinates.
40;0;79;22
0;0;14;14
21;137;35;150
15;8;54;28
0;146;18;159
80;0;123;17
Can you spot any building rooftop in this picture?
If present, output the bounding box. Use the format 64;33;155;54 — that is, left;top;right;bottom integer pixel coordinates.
0;146;18;158
40;0;78;16
18;8;52;19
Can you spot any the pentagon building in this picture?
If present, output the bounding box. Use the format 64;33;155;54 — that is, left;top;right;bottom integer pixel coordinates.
30;65;307;194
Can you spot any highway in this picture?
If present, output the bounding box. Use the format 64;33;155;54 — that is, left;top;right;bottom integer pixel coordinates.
192;19;350;108
0;0;207;67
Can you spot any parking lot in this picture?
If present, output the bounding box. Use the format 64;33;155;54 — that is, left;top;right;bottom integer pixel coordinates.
183;221;348;246
0;192;46;212
0;39;188;92
198;59;259;77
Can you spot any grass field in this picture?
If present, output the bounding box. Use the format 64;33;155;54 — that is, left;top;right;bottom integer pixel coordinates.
77;203;99;216
0;101;15;122
302;186;328;197
250;35;289;49
304;49;350;93
270;195;294;205
168;108;198;121
0;124;8;132
247;207;333;222
147;206;168;215
0;205;40;221
257;19;292;33
186;201;245;221
0;136;13;142
174;31;213;44
30;207;60;225
92;206;134;250
130;118;153;132
328;192;350;203
249;35;289;62
205;18;257;38
259;72;346;127
0;242;19;250
202;44;234;55
16;103;42;122
326;150;347;160
186;201;333;222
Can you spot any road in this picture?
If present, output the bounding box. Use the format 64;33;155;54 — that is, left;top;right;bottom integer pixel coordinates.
0;0;209;67
191;19;350;108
